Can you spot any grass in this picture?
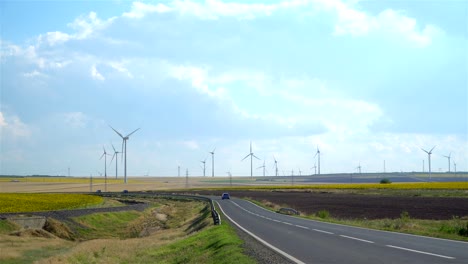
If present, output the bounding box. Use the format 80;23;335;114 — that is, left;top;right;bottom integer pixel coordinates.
134;222;255;264
0;219;20;234
0;193;104;213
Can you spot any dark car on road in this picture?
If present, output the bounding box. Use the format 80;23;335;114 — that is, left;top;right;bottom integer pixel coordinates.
221;193;230;200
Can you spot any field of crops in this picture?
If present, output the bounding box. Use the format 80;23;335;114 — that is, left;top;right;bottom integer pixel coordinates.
0;177;129;184
208;182;468;191
0;193;103;213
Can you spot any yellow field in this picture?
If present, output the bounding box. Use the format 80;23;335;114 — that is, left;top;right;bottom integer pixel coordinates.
0;193;103;213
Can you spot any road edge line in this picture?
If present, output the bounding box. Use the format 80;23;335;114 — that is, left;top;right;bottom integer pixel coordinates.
216;201;306;264
243;200;468;244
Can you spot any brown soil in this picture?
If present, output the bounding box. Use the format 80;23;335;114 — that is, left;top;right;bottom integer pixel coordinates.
194;190;468;220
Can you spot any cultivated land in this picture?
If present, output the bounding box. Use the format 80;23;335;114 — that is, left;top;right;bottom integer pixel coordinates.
1;174;468;262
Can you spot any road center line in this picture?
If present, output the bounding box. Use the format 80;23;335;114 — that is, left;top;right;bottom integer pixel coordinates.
340;235;374;243
283;222;293;226
216;201;306;264
295;225;309;230
312;229;334;235
386;245;455;259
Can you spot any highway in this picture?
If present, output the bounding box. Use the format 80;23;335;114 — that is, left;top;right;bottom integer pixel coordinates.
216;198;468;264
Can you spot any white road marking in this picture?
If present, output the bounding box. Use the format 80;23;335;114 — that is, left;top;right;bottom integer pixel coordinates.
295;225;309;230
283;222;293;226
313;229;334;235
340;235;374;244
386;245;455;260
216;201;306;264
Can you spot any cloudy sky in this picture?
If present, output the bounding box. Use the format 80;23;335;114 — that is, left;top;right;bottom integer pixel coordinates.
1;0;467;177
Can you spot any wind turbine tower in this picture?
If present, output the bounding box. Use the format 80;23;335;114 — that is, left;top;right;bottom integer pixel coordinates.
242;141;260;178
99;147;110;192
201;158;207;177
110;144;120;179
209;148;216;177
273;156;278;176
257;160;266;177
110;126;140;184
315;147;321;175
421;146;436;181
443;153;451;172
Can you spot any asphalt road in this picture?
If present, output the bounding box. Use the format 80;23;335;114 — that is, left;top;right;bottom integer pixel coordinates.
215;197;468;264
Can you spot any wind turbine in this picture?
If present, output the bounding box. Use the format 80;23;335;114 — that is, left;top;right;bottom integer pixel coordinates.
209;148;216;177
315;147;321;175
312;163;317;175
421;146;436;181
273;156;278;177
200;157;207;177
109;144;120;179
443;153;451;173
241;141;260;178
356;163;362;174
257;160;266;177
110;125;140;184
99;147;110;192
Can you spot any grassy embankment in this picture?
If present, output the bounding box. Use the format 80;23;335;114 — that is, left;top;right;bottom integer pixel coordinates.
0;194;254;264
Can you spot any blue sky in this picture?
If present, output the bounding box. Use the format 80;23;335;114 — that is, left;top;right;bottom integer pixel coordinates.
1;0;467;177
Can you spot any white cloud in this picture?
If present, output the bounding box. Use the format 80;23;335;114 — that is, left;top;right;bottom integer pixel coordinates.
179;140;200;150
69;11;115;40
62;112;88;128
40;31;72;46
91;65;105;81
0;112;31;139
123;1;173;18
109;61;133;78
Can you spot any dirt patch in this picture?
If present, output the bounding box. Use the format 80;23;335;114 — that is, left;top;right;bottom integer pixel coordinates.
193;190;468;220
10;228;57;239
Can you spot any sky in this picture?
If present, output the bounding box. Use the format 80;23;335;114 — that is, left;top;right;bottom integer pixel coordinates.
1;0;467;177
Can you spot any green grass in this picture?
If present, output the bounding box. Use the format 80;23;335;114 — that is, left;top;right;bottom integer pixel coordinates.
73;210;142;239
134;222;256;264
0;219;19;234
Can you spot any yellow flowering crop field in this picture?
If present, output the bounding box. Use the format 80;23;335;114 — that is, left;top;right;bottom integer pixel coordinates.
0;193;104;213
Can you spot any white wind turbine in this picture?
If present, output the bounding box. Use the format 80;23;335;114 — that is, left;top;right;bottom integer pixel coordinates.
315;147;321;175
109;144;120;179
421;146;436;181
273;156;279;177
201;157;207;177
99;146;110;192
110;126;140;183
209;148;216;177
257;160;266;177
242;141;260;178
443;153;451;173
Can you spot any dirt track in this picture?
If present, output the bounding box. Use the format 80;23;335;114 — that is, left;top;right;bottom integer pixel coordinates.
193;190;468;220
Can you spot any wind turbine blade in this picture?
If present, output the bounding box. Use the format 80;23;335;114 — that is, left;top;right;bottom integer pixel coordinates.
421;148;429;154
110;153;116;164
126;127;140;137
429;146;436;153
241;154;250;161
112;144;117;152
109;125;124;138
100;153;105;160
250;141;252;153
212;147;216;153
252;154;260;160
121;140;124;163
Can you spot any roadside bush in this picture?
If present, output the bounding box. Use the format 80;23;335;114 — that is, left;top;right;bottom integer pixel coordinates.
380;178;392;184
317;210;330;219
439;217;468;237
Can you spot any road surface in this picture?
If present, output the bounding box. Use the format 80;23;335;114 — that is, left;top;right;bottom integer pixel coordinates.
216;198;468;264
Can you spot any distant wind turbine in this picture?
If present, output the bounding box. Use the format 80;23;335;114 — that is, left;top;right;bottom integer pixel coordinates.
257;160;266;177
109;144;121;179
99;147;110;192
241;142;260;178
421;146;436;181
273;156;278;177
315;147;321;175
201;157;207;177
356;163;362;174
209;148;216;177
110;125;140;184
312;163;317;175
443;153;451;173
